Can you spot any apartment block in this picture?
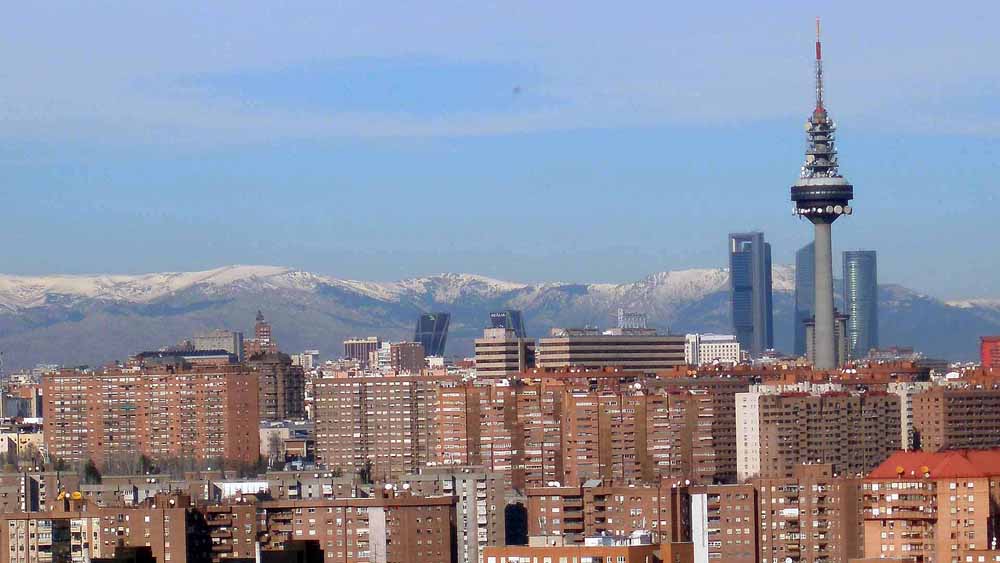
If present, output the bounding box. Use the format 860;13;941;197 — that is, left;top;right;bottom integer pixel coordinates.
389;342;425;374
912;386;1000;452
313;374;460;481
689;484;757;563
0;493;209;563
484;542;663;563
400;466;506;563
861;449;1000;563
247;354;305;421
754;464;862;563
526;480;690;545
43;367;259;469
737;389;900;480
258;490;456;563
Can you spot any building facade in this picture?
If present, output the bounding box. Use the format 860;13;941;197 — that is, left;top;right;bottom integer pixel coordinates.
415;313;450;357
729;232;774;357
490;310;526;338
913;386;1000;452
343;337;381;367
843;250;878;359
536;329;684;372
861;449;1000;563
684;334;740;366
736;388;900;480
247;354;305;421
43;366;260;468
981;336;1000;369
794;242;815;357
474;328;535;378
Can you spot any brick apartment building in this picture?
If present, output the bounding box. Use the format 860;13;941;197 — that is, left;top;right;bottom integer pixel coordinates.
689;484;758;563
913;386;1000;452
0;493;210;563
400;466;506;563
526;479;691;545
753;463;862;563
246;353;305;421
737;389;900;480
861;449;1000;563
313;374;458;481
315;372;747;491
258;490;456;563
43;366;259;469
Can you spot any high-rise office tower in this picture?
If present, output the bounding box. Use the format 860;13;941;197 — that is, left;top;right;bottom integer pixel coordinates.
415;312;450;357
729;232;773;357
490;309;526;337
793;242;815;356
790;19;854;369
843;250;878;359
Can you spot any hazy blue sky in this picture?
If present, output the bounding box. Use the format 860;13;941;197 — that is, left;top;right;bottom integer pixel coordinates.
3;2;999;298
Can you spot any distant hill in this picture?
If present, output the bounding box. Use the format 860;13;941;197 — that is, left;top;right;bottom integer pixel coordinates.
0;264;993;370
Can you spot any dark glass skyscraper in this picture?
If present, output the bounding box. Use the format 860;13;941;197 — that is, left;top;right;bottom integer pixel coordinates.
729;232;773;357
794;242;815;356
415;312;450;357
490;309;526;337
843;250;878;359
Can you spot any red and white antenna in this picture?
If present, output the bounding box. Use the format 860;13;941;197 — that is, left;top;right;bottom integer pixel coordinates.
814;17;825;114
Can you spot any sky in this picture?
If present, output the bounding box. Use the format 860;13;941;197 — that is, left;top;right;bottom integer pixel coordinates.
2;2;1000;298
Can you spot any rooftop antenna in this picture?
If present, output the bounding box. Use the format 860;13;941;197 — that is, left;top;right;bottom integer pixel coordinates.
814;17;825;115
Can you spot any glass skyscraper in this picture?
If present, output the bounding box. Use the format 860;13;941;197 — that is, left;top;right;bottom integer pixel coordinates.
415;312;450;357
729;232;773;357
794;242;815;357
842;250;878;359
490;309;526;337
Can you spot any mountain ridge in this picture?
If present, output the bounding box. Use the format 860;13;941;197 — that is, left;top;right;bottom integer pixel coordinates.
0;264;993;370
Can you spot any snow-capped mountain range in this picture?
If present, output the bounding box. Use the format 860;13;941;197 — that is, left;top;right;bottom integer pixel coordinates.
0;264;994;370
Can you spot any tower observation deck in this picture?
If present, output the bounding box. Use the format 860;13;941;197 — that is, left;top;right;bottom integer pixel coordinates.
790;18;853;370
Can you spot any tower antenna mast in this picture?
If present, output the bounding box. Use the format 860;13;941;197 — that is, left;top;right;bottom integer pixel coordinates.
815;17;824;113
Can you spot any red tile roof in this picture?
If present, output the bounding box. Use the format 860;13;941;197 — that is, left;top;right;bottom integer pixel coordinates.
867;449;1000;480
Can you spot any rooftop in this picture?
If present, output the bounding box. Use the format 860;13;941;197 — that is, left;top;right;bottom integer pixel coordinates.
867;449;1000;480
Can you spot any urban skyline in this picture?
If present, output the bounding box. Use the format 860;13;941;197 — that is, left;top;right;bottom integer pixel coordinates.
5;8;1000;563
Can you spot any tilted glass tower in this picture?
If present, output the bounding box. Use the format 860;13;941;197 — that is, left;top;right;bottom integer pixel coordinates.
415;312;450;357
790;19;854;369
729;232;773;357
843;250;878;359
794;242;815;357
490;309;527;338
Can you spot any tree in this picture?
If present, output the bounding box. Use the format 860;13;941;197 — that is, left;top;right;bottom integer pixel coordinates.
82;459;102;484
139;454;154;474
358;460;374;485
267;433;284;469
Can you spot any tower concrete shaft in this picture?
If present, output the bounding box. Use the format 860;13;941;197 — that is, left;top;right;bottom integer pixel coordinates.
813;221;835;369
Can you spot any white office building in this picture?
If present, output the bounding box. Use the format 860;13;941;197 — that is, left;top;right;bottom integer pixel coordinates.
684;333;741;366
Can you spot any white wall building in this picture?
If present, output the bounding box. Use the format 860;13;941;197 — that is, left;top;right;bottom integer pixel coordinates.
887;381;934;451
684;333;741;366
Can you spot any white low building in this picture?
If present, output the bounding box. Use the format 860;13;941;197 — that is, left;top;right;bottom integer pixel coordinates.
684;333;741;366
